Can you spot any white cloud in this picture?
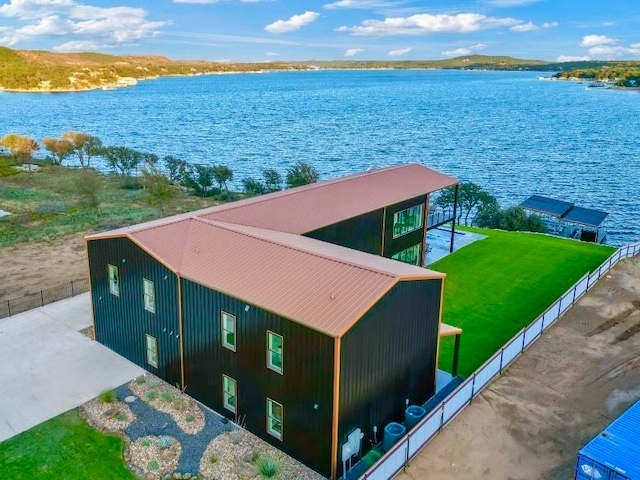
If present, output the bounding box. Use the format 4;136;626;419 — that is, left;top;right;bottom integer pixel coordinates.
345;48;363;56
324;0;395;9
337;13;519;36
588;44;640;57
580;35;617;47
173;0;227;3
388;47;411;57
442;43;486;57
510;20;558;32
0;0;168;49
556;55;591;62
265;51;279;56
265;11;319;34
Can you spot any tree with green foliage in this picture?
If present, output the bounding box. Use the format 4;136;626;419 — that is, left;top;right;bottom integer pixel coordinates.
61;131;102;168
42;137;74;166
212;164;233;195
184;164;215;197
263;168;282;193
142;169;177;214
102;146;143;177
0;133;39;169
163;155;189;184
242;177;266;197
286;162;319;189
435;182;498;226
75;168;103;209
476;205;547;233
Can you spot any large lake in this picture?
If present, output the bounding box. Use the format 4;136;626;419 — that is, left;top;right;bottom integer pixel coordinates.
1;70;638;246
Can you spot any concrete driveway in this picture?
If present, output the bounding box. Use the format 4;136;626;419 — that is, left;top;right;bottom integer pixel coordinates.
0;293;144;442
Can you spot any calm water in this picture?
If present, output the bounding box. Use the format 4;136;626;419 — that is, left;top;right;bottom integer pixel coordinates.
1;70;638;245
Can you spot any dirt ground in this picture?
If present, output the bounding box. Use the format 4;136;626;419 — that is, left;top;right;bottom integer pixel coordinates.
0;233;89;303
399;256;640;480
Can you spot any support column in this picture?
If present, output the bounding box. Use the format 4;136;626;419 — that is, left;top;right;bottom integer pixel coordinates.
449;183;459;254
452;334;461;378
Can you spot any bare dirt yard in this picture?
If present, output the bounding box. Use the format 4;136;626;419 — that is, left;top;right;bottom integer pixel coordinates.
0;232;89;303
399;255;640;480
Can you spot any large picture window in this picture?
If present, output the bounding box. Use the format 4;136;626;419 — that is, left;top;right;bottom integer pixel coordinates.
221;312;236;351
108;264;119;296
143;278;155;313
392;204;424;238
392;243;422;266
146;334;158;368
222;375;237;413
266;398;283;440
267;331;283;374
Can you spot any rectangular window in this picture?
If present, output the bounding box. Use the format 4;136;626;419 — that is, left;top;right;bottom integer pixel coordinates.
146;334;158;368
266;398;283;440
108;264;119;296
267;331;283;374
143;278;155;313
392;243;422;266
221;312;236;351
392;204;424;238
222;375;237;413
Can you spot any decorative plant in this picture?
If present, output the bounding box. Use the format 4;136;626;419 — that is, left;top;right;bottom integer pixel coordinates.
209;454;218;464
185;415;195;423
145;390;158;402
98;389;116;404
114;412;127;422
135;376;146;385
147;460;159;471
156;435;173;450
141;439;151;447
254;455;280;478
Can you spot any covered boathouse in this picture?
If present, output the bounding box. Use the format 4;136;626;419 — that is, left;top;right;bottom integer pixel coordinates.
85;164;460;479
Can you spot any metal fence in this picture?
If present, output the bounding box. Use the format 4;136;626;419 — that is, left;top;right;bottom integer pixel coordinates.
0;278;89;319
360;241;640;480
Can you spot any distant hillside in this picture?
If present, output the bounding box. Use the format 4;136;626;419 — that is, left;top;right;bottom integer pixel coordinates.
2;47;640;92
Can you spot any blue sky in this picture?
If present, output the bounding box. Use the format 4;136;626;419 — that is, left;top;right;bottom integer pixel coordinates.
0;0;638;62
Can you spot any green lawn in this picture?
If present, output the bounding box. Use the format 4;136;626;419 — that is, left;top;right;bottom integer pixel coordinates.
432;228;615;376
0;409;136;480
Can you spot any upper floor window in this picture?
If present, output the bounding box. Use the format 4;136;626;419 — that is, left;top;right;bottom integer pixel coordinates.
392;243;422;266
392;204;424;238
222;375;237;413
221;311;236;351
143;278;155;313
146;334;158;368
108;264;119;296
266;398;283;440
267;331;283;374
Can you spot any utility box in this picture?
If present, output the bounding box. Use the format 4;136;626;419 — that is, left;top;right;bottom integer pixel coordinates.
575;400;640;480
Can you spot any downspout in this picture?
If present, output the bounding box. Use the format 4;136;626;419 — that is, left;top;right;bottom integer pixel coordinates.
177;274;186;390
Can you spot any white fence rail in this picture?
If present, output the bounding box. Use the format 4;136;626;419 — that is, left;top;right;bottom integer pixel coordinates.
359;241;640;480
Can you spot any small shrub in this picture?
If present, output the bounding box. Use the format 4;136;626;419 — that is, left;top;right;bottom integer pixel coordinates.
141;439;151;447
185;414;195;423
98;389;116;404
135;376;146;385
209;454;218;464
250;452;260;464
114;412;127;422
156;435;173;450
229;429;243;445
160;391;175;403
35;202;68;217
146;390;158;402
254;455;280;478
147;460;159;471
171;396;184;411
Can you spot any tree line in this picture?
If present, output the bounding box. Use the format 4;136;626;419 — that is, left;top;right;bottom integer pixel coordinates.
0;131;321;202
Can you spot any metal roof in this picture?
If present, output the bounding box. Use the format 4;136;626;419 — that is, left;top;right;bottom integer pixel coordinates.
86;164;451;337
562;206;609;228
578;400;640;480
199;163;457;233
520;195;573;217
520;195;608;228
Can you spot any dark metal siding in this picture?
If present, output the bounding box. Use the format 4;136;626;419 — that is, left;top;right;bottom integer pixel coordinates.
304;209;383;256
337;278;442;475
384;195;427;259
87;237;181;387
181;279;335;478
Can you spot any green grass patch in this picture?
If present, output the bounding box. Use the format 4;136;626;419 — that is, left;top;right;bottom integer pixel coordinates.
433;228;615;376
0;409;136;480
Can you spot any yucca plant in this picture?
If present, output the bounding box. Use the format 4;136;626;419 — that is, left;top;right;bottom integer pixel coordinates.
254;455;280;478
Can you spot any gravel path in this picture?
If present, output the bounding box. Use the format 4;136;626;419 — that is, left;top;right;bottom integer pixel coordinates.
116;385;234;476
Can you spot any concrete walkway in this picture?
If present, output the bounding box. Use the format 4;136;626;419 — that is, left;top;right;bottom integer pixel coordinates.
0;293;144;442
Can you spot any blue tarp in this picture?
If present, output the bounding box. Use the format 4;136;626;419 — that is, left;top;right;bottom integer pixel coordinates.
577;400;640;480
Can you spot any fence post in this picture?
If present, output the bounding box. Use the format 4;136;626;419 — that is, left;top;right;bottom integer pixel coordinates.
572;284;577;304
41;290;44;307
499;348;505;374
6;300;10;317
71;281;75;297
470;374;476;402
439;402;445;431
